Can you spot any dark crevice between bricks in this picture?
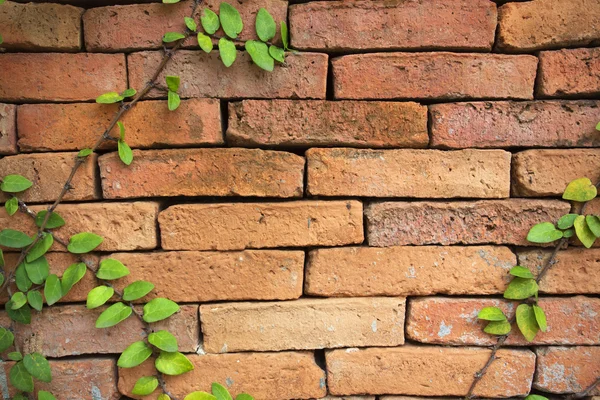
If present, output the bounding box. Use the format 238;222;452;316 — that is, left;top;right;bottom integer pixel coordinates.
220;99;229;146
313;348;327;373
325;57;335;101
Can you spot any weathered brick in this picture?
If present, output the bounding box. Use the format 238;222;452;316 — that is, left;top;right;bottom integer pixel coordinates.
159;201;363;250
512;149;600;197
406;296;600;346
430;100;600;148
227;100;429;148
319;397;374;400
538;48;600;98
332;53;538;100
0;2;83;51
128;51;328;99
497;0;600;52
105;250;304;302
307;148;510;198
99;148;304;199
305;246;516;297
119;352;326;400
84;0;286;52
326;345;535;397
534;346;600;395
200;297;405;353
366;200;570;247
290;0;497;52
17;99;222;152
0;152;99;203
0;202;158;252
517;248;600;294
0;53;127;102
0;103;17;155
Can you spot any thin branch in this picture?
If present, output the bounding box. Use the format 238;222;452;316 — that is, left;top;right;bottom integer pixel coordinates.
567;377;600;399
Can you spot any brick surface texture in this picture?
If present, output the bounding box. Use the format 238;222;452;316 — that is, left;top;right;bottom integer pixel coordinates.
1;0;599;399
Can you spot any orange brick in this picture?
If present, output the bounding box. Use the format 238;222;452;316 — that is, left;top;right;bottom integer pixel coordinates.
0;103;17;155
538;48;600;98
534;346;600;395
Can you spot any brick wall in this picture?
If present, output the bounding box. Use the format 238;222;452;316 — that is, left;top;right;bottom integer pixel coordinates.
0;0;599;399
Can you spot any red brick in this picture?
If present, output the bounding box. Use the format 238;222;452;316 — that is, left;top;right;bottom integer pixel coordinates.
0;2;83;51
305;246;516;297
406;296;600;346
332;53;538;100
99;148;304;199
326;345;535;397
512;149;600;197
538;48;600;98
497;0;600;52
227;100;429;148
0;152;99;203
17;99;222;152
128;51;328;99
366;199;570;247
534;346;600;395
84;0;286;52
159;201;364;250
119;352;326;400
0;103;17;155
290;0;497;52
200;297;405;353
306;148;510;198
0;53;127;102
430;100;600;148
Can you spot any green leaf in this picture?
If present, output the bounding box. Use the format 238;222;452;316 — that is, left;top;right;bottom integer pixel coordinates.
557;213;578;229
67;232;103;254
503;277;539;300
38;391;57;400
586;215;600;237
1;175;33;193
163;0;180;3
26;233;53;263
185;17;197;32
159;395;172;400
163;32;186;43
563;228;575;238
185;393;217;400
166;76;180;92
509;265;534;279
96;92;124;104
118;140;134;166
27;290;43;311
95;302;132;328
10;362;34;392
23;352;51;382
5;196;18;216
10;292;27;310
86;285;114;309
61;262;86;295
9;351;22;361
35;211;65;229
143;298;180;323
0;229;34;248
0;327;14;352
24;255;49;285
78;148;93;158
117;120;125;140
15;263;32;292
118;341;153;368
255;8;276;42
212;383;233;400
148;330;178;352
132;376;159;396
44;274;62;306
269;45;285;63
0;34;3;45
477;306;507;321
218;38;236;67
516;303;539;342
198;32;213;53
527;222;563;243
563;177;597;202
97;258;130;280
155;351;194;375
245;40;274;71
122;280;155;301
280;21;289;50
121;88;137;98
533;304;547;332
574;215;596;248
168;91;181;111
483;320;511;336
597;121;600;131
201;8;220;34
525;395;549;400
0;249;3;268
219;2;243;39
6;301;31;324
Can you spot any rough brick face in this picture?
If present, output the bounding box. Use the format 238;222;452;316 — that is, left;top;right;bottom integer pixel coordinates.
306;148;511;198
0;103;17;155
200;297;405;353
534;347;600;395
332;53;538;100
538;48;600;98
326;345;536;397
366;200;570;246
0;152;99;203
128;51;328;99
17;99;222;152
497;0;600;52
289;0;497;52
0;2;83;51
305;246;516;297
99;148;304;199
0;53;127;102
227;100;428;148
159;201;364;250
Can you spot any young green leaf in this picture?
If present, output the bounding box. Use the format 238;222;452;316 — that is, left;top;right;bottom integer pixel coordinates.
35;211;65;229
155;351;194;375
563;228;575;238
597;121;600;131
477;306;507;321
143;297;180;323
61;262;87;294
185;17;197;32
168;90;181;111
44;274;62;306
166;76;181;92
23;352;52;382
0;229;33;248
526;222;563;243
557;213;578;229
563;177;597;202
132;376;159;396
118;341;153;368
483;320;511;336
121;88;137;98
574;215;596;248
163;0;181;3
122;280;155;301
219;2;243;39
0;174;33;193
159;395;172;400
27;290;43;311
198;32;213;53
148;330;178;352
245;40;274;71
25;255;49;285
117;120;125;140
255;8;276;42
185;392;217;400
212;382;233;400
515;303;539;342
5;196;18;216
6;301;31;324
67;232;103;254
0;248;3;269
38;391;58;400
15;263;32;292
269;45;285;63
9;351;22;361
10;292;27;310
118;139;134;165
509;265;534;279
97;258;130;280
9;362;34;392
163;32;186;43
78;148;93;158
95;302;132;328
280;21;289;50
218;38;236;67
525;394;549;400
0;34;3;45
96;92;124;104
86;285;114;309
503;277;539;300
533;304;547;332
201;8;220;34
0;327;14;352
585;215;600;237
26;232;53;263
